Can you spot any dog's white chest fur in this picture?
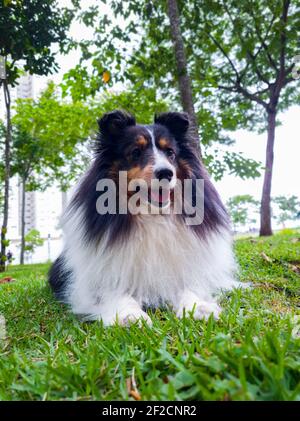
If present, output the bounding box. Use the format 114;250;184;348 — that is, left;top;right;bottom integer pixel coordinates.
63;210;236;321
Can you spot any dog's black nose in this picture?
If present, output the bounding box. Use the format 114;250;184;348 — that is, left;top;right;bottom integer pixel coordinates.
155;168;174;181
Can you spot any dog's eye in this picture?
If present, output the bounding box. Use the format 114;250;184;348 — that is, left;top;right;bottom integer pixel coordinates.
132;148;142;159
166;148;175;159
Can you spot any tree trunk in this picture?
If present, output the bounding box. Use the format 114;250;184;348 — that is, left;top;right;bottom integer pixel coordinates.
166;0;201;155
0;80;12;272
259;111;276;236
20;177;26;265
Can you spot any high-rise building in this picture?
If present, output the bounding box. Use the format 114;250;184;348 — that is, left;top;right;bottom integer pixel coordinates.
15;74;37;236
16;74;34;99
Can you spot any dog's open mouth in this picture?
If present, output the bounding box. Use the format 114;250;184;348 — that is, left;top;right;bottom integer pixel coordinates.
148;187;171;208
131;183;173;208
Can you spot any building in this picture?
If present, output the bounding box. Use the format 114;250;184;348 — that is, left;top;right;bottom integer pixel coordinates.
16;73;34;99
16;74;37;237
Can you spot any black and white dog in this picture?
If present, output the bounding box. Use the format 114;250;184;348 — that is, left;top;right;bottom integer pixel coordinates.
49;110;238;326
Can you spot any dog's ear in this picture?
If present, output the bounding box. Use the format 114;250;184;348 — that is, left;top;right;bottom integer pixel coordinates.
98;110;136;138
154;112;190;136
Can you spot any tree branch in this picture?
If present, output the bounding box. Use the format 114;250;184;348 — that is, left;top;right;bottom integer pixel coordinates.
281;62;297;86
247;7;278;72
271;0;291;96
221;0;271;86
205;6;280;111
283;76;296;86
279;0;290;77
218;83;269;109
206;31;240;80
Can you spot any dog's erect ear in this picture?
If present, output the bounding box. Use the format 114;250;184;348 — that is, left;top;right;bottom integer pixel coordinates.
98;110;136;138
154;112;189;136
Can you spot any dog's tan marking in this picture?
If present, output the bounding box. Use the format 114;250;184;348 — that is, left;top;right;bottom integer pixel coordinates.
158;138;170;149
136;135;148;147
126;165;153;199
127;164;153;182
127;166;143;181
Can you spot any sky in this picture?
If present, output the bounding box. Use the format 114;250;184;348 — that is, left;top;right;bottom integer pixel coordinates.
9;0;300;205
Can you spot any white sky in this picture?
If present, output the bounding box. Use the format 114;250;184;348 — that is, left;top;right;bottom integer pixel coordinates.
16;0;300;203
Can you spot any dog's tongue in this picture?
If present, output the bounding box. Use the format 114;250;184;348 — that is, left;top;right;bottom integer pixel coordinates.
150;188;170;203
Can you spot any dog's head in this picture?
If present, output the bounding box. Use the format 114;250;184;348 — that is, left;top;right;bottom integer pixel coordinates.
97;110;195;209
72;109;228;244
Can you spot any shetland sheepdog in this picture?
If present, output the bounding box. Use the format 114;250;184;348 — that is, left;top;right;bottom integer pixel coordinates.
49;110;238;326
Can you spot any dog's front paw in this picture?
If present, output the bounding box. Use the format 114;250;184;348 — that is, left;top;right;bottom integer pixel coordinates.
177;301;221;320
118;309;152;327
192;301;221;320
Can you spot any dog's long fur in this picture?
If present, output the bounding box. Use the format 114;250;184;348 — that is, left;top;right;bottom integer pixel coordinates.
49;110;238;326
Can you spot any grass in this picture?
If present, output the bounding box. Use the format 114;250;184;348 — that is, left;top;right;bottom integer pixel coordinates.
0;230;299;401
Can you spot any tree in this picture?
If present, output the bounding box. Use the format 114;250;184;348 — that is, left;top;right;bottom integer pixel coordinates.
191;0;300;236
273;195;300;227
227;195;259;232
0;0;76;271
23;229;44;262
11;82;96;264
0;62;12;273
166;0;200;152
0;120;5;216
87;88;168;125
62;0;262;181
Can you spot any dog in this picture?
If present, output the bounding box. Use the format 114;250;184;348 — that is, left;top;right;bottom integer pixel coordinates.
48;110;238;326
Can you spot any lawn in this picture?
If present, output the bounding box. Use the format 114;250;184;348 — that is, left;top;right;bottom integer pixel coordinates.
0;230;299;401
